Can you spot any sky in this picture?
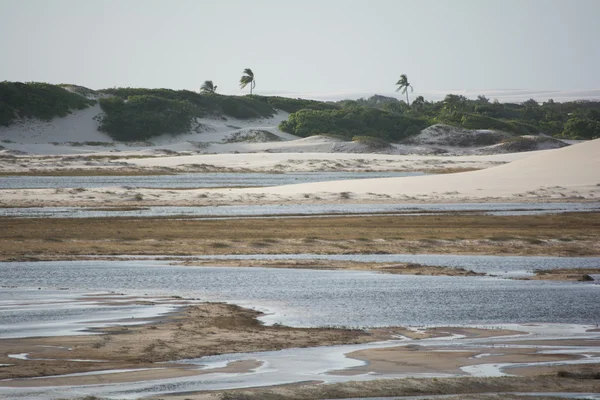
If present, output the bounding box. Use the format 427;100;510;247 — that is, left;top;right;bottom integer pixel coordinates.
1;0;599;101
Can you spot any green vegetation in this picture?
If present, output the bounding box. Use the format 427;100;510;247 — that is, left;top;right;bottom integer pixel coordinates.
0;81;94;126
279;108;427;141
1;81;598;142
239;68;256;94
98;95;194;141
395;73;413;105
336;94;600;139
97;88;275;141
200;80;217;94
251;95;340;113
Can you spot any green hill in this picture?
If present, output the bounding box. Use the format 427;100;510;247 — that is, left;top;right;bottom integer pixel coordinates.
1;82;598;142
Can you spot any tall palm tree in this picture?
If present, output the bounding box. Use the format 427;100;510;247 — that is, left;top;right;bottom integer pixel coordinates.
239;68;256;94
395;74;413;106
200;80;217;94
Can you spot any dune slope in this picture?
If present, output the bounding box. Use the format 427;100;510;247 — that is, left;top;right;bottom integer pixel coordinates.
243;138;600;200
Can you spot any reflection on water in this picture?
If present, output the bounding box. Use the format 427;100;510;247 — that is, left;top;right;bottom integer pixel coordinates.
1;202;599;218
0;171;424;189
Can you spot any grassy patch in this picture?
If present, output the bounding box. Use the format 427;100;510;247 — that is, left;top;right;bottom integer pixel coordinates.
1;213;598;259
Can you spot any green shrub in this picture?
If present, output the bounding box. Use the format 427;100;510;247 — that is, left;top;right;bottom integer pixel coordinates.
279;108;427;141
562;117;600;139
459;114;531;134
100;88;274;120
220;96;274;119
97;90;276;140
251;95;339;113
98;95;194;141
0;81;94;126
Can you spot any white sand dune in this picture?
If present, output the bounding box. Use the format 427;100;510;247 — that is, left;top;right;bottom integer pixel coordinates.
125;150;534;173
0;107;293;155
236;138;600;201
1;141;596;207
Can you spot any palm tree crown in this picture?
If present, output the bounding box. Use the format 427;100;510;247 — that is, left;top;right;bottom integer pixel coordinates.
200;80;217;94
239;68;256;94
395;74;413;106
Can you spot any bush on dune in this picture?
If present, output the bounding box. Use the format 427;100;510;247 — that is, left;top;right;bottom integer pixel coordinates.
435;112;538;135
0;81;94;126
98;95;195;141
251;95;340;114
561;116;600;139
100;88;275;120
279;108;427;142
97;89;276;141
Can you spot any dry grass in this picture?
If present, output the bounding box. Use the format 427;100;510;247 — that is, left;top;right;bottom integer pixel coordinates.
181;259;485;276
162;375;600;400
1;213;599;260
522;268;600;281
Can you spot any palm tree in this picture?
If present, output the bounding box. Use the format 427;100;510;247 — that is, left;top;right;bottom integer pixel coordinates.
395;74;413;106
200;80;217;94
239;68;256;94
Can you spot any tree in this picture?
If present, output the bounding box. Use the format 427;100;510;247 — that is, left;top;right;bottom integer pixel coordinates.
200;80;217;94
443;94;467;114
411;95;426;113
563;117;600;139
239;68;256;94
395;74;413;106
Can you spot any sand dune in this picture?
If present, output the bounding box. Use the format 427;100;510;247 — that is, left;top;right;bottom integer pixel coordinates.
239;138;600;201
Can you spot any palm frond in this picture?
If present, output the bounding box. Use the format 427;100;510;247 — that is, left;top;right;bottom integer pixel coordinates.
200;80;216;93
242;68;254;78
239;75;253;89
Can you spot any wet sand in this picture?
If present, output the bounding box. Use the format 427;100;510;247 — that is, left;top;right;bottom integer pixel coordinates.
334;346;581;376
0;297;524;386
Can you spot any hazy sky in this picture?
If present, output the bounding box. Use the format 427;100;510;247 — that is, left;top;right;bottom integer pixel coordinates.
1;0;598;100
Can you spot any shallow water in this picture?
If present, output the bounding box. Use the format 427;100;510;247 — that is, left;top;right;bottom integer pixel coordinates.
0;171;423;189
1;260;600;399
1;260;599;331
2;322;599;399
1;201;598;218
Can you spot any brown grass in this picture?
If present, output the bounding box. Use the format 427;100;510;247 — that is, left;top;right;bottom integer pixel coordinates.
160;375;600;400
0;213;599;260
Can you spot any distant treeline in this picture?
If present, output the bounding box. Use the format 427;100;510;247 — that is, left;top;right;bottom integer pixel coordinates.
1;82;598;142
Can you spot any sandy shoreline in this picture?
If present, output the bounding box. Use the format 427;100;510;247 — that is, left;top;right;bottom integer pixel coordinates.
0;297;524;385
8;293;598;395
